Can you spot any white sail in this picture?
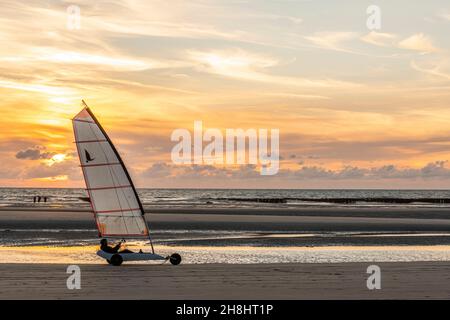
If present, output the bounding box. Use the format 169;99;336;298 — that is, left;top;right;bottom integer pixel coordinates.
72;104;149;238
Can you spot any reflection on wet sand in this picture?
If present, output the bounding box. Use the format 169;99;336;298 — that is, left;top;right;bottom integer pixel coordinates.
2;244;450;264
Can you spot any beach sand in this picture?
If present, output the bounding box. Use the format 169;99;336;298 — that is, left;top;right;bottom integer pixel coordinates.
1;262;450;299
2;207;450;299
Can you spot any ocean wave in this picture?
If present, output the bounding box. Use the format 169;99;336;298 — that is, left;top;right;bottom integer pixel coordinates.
2;188;450;209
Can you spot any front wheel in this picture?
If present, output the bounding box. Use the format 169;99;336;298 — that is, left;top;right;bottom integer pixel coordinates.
169;253;182;265
110;254;123;266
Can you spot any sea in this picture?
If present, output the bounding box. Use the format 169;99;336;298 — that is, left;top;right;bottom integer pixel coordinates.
2;188;450;209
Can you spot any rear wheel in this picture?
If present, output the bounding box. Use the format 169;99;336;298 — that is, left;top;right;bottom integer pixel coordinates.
170;253;182;265
110;254;123;266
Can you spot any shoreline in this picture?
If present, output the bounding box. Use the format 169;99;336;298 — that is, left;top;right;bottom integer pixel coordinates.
2;205;450;219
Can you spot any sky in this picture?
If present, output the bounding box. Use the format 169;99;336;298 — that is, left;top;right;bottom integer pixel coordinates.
0;0;450;188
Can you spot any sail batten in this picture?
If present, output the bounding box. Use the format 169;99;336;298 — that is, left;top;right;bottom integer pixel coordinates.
72;106;149;239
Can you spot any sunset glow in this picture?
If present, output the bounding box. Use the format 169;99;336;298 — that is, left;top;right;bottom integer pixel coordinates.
1;0;450;188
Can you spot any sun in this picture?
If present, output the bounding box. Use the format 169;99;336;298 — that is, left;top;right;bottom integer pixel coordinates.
51;153;66;163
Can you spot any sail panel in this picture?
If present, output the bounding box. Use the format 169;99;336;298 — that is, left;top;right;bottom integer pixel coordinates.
89;187;140;212
73;120;105;142
72;106;149;238
79;141;120;165
84;165;130;189
97;213;147;236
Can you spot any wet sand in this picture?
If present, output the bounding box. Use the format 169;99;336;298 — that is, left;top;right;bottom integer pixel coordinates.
2;207;450;232
1;262;450;299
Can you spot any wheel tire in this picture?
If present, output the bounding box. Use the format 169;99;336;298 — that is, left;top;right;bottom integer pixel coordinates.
110;254;123;266
106;259;112;265
170;253;182;265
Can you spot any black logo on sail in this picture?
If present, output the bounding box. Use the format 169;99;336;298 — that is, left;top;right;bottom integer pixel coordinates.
84;150;95;163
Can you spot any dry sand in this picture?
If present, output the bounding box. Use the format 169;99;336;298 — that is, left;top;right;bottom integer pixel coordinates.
1;262;450;299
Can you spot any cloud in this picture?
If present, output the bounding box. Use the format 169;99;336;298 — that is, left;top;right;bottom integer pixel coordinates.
262;14;302;25
189;49;278;76
15;149;40;160
0;50;157;72
304;32;359;53
361;32;440;56
437;13;450;21
0;167;22;179
15;147;55;160
291;161;450;180
140;161;450;181
36;50;154;71
189;49;361;88
264;92;330;100
0;79;75;96
141;162;174;178
21;159;81;180
410;60;450;80
361;31;397;47
398;33;438;54
279;133;450;163
420;161;450;177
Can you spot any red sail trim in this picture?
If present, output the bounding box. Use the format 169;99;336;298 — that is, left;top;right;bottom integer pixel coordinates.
74;139;108;143
80;162;121;167
87;185;132;191
100;232;149;237
95;208;141;214
73;119;95;124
